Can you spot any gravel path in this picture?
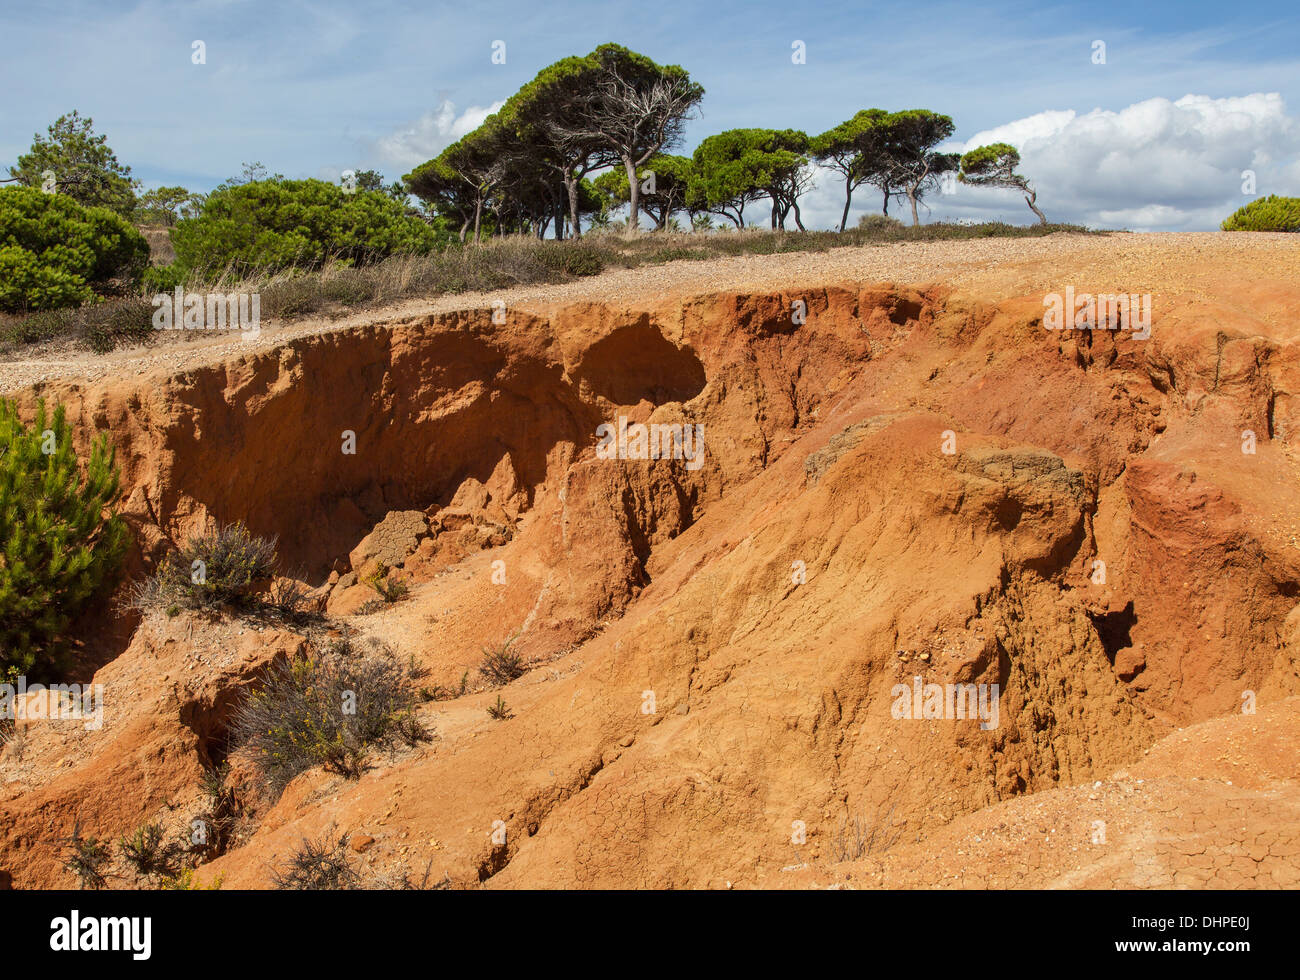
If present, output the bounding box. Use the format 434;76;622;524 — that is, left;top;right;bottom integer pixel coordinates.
3;231;1297;395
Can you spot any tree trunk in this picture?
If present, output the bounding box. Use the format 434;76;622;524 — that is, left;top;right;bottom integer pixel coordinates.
566;174;582;240
459;218;469;243
882;187;890;216
473;196;483;243
1025;189;1047;225
839;181;853;233
623;157;640;234
907;185;919;226
793;197;805;232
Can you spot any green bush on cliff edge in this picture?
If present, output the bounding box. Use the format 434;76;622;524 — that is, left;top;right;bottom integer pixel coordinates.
1221;195;1300;232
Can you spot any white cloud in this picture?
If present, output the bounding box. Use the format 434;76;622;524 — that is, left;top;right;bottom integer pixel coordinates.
371;100;506;172
956;93;1300;229
793;93;1300;231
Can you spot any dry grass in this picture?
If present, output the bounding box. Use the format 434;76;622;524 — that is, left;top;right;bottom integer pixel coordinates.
229;637;426;799
0;221;1089;355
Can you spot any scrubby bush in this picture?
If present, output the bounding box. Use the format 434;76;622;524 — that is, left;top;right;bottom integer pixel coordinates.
170;178;441;277
0;399;128;681
0;186;150;312
0;307;76;346
81;298;155;353
260;275;325;318
478;636;526;686
428;670;469;702
269;832;362;890
1221;195;1300;232
537;241;604;276
1;300;153;354
829;806;903;862
187;764;242;861
231;639;424;799
487;694;513;720
321;269;379;305
371;860;452;890
365;562;409;603
857;213;905;232
118;821;185;884
133;521;277;613
1;298;154;353
60;821;113;890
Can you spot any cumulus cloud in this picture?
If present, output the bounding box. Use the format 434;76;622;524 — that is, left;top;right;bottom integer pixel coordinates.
956;93;1300;229
795;93;1300;231
371;100;505;172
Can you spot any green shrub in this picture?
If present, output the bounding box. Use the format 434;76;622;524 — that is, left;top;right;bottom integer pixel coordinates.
118;822;186;883
0;399;128;681
60;821;113;890
230;639;424;799
1221;195;1300;232
0;186;149;312
170;178;440;277
364;562;409;603
142;263;186;293
133;520;277;613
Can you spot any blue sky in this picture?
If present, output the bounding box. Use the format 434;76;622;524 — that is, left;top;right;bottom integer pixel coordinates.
3;0;1298;229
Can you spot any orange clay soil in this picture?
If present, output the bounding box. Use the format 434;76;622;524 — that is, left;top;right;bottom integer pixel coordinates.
2;232;1299;889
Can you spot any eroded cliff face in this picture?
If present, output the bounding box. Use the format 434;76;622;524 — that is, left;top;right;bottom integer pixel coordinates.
4;277;1299;889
